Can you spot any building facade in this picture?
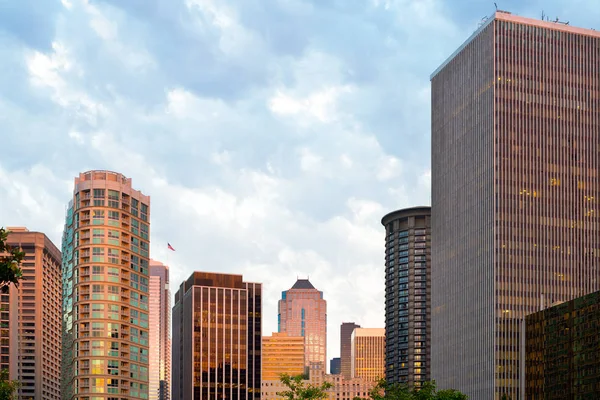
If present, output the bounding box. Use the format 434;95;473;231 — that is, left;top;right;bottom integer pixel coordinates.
3;228;62;399
261;332;305;400
172;272;261;400
381;207;431;387
309;362;376;400
330;358;341;375
351;328;385;382
262;332;305;381
263;362;375;400
61;170;151;399
149;260;171;400
431;11;600;399
340;322;360;379
525;291;600;398
278;279;327;368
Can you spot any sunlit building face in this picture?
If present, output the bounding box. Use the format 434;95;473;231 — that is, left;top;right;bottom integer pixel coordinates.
61;170;151;399
431;11;600;399
278;279;327;369
172;272;261;400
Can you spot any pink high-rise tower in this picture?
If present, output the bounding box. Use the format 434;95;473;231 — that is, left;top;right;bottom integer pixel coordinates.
278;279;327;368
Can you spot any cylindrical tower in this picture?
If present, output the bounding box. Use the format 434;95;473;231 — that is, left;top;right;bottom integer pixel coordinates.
381;206;431;388
61;170;150;399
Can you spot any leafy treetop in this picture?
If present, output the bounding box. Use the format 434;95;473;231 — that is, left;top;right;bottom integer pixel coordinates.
278;373;333;400
360;379;467;400
0;228;24;293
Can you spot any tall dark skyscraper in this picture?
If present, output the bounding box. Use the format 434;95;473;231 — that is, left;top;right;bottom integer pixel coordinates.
381;207;431;388
172;272;261;400
340;322;360;379
431;11;600;399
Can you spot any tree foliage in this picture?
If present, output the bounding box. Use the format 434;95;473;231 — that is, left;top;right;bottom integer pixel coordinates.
0;228;24;293
278;373;333;400
359;379;467;400
0;369;19;399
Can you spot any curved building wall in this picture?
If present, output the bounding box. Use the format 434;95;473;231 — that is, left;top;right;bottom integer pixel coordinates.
381;207;431;388
61;170;150;399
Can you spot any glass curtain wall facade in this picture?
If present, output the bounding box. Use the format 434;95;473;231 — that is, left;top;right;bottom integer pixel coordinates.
4;228;62;399
525;291;600;398
350;328;385;382
262;332;305;380
278;279;327;369
149;261;171;400
381;207;431;388
61;170;151;399
431;11;600;399
172;272;261;400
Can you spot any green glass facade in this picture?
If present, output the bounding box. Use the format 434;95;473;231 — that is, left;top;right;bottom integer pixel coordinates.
526;291;600;398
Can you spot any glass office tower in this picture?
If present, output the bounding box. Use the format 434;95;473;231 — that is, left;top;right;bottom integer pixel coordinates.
431;11;600;399
172;272;261;400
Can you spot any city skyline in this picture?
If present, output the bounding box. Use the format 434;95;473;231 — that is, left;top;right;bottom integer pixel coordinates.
1;0;599;364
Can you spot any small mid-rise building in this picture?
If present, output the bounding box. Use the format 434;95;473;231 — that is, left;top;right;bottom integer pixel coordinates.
310;362;376;400
330;358;341;375
263;332;305;380
263;362;375;400
261;332;305;400
3;227;62;400
351;328;385;382
525;291;600;398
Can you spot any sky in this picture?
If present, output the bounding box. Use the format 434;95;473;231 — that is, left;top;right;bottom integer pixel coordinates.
1;0;599;366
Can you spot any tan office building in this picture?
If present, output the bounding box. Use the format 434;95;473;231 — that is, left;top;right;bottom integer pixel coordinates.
2;228;62;399
263;332;305;380
351;328;385;382
61;170;151;399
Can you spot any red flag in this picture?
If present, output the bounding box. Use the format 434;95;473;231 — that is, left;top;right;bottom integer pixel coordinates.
168;243;175;251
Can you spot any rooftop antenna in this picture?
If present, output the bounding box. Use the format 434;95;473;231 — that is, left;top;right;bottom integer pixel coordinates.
541;10;545;21
494;2;498;10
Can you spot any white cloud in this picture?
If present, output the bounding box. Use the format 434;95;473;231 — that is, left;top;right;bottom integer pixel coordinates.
269;85;353;123
376;155;403;181
298;147;323;172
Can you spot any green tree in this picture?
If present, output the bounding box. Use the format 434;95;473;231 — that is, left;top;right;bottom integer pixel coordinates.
0;369;19;399
360;379;467;400
278;373;333;400
0;228;24;293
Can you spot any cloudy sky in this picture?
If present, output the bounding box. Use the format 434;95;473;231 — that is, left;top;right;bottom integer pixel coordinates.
1;0;598;365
